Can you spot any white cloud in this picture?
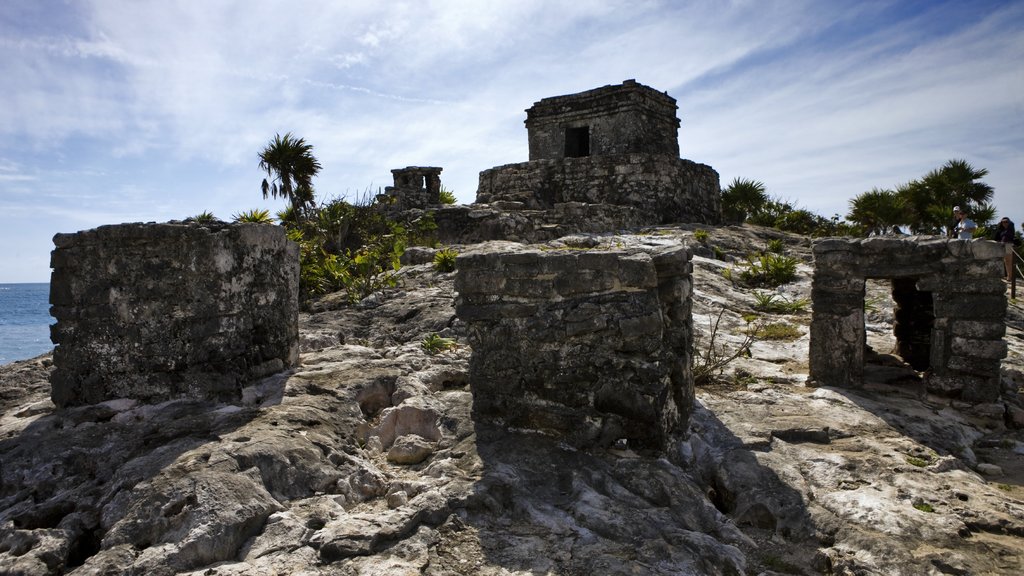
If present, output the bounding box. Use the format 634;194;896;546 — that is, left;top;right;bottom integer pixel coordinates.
0;0;1022;281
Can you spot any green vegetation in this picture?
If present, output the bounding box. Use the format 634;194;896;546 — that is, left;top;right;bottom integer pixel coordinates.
693;229;710;243
438;186;457;205
766;238;784;254
433;247;458;273
712;246;725;261
912;502;935;513
752;291;808;314
253;134;445;303
750;322;802;341
721;178;767;224
737;252;800;287
905;455;929;467
233;209;274;223
846;159;995;236
422;333;457;355
259;132;322;222
188;211;218;223
693;308;756;386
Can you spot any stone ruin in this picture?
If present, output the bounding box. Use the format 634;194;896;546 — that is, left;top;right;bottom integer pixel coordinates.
380;80;722;244
454;242;694;451
476;79;720;225
379;166;443;211
49;222;299;408
809;237;1008;402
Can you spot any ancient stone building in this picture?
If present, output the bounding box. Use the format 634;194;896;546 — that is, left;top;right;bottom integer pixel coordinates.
454;242;694;451
379;166;443;211
809;237;1007;402
474;80;721;225
49;222;299;407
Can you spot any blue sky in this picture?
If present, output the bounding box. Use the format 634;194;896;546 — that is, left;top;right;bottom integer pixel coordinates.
1;0;1022;283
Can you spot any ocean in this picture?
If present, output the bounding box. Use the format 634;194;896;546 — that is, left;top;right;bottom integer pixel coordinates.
0;283;54;365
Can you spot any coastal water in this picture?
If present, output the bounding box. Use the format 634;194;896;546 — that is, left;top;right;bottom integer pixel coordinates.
0;283;53;365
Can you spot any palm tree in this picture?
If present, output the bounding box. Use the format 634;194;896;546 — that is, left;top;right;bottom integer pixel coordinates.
721;177;768;224
847;188;906;236
898;159;994;234
258;132;322;221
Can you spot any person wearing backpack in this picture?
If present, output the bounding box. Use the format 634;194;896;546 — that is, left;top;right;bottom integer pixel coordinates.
994;217;1016;281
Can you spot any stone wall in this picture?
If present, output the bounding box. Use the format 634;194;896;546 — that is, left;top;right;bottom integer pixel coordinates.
809;237;1007;402
49;222;300;407
379;166;443;211
525;79;680;160
454;242;693;451
475;155;721;225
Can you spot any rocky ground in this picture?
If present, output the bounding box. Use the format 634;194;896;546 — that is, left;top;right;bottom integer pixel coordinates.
1;224;1022;575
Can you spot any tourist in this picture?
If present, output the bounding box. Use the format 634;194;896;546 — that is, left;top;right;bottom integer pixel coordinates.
994;217;1016;281
952;206;976;239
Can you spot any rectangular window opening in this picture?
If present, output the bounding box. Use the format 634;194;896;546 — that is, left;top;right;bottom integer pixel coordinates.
565;126;590;158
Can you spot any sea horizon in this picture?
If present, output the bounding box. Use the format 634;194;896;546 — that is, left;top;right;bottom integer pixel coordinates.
0;282;54;365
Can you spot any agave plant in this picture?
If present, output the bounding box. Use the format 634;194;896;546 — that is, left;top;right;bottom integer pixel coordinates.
232;209;274;224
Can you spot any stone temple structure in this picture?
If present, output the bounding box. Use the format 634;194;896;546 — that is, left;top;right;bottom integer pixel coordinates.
476;79;721;225
809;237;1008;402
401;80;722;244
455;242;694;451
49;222;299;408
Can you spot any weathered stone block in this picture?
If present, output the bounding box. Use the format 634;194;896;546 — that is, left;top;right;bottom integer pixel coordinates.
456;242;693;451
49;222;299;407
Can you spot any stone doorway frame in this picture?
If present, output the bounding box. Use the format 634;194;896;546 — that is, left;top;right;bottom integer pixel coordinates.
809;237;1008;403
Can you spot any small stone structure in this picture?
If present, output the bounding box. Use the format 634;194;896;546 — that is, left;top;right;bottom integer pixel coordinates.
474;80;721;225
454;242;694;450
49;222;299;407
809;237;1007;402
379;166;443;211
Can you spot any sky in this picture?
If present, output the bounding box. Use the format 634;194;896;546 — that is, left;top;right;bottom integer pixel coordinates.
1;0;1022;283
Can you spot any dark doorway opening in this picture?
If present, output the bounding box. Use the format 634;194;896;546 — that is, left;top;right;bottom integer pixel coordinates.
565;126;590;158
891;278;933;371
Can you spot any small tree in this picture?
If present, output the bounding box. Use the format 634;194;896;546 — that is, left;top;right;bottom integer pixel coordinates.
721;177;768;224
847;188;906;236
258;132;322;221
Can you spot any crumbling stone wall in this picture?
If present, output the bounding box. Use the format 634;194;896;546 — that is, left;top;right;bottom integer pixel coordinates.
455;242;693;451
810;237;1007;402
380;166;443;211
49;222;299;407
525;79;680;160
476;155;720;224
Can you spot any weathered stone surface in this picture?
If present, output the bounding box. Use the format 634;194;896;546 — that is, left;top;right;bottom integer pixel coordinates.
2;225;1022;576
455;242;693;451
810;237;1008;401
49;222;299;407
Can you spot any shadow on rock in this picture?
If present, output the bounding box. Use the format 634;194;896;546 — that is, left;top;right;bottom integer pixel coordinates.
0;363;292;575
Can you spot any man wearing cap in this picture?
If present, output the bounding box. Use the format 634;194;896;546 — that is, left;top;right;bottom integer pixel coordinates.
952;206;976;240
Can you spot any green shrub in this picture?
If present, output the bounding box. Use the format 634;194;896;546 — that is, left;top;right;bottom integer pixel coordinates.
232;209;274;223
188;211;217;223
766;238;785;254
905;455;929;467
912;502;934;513
693;308;756;386
433;247;458;273
752;291;809;314
693;229;710;243
712;246;726;261
438;186;457;205
750;322;802;341
422;333;457;355
738;253;799;287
